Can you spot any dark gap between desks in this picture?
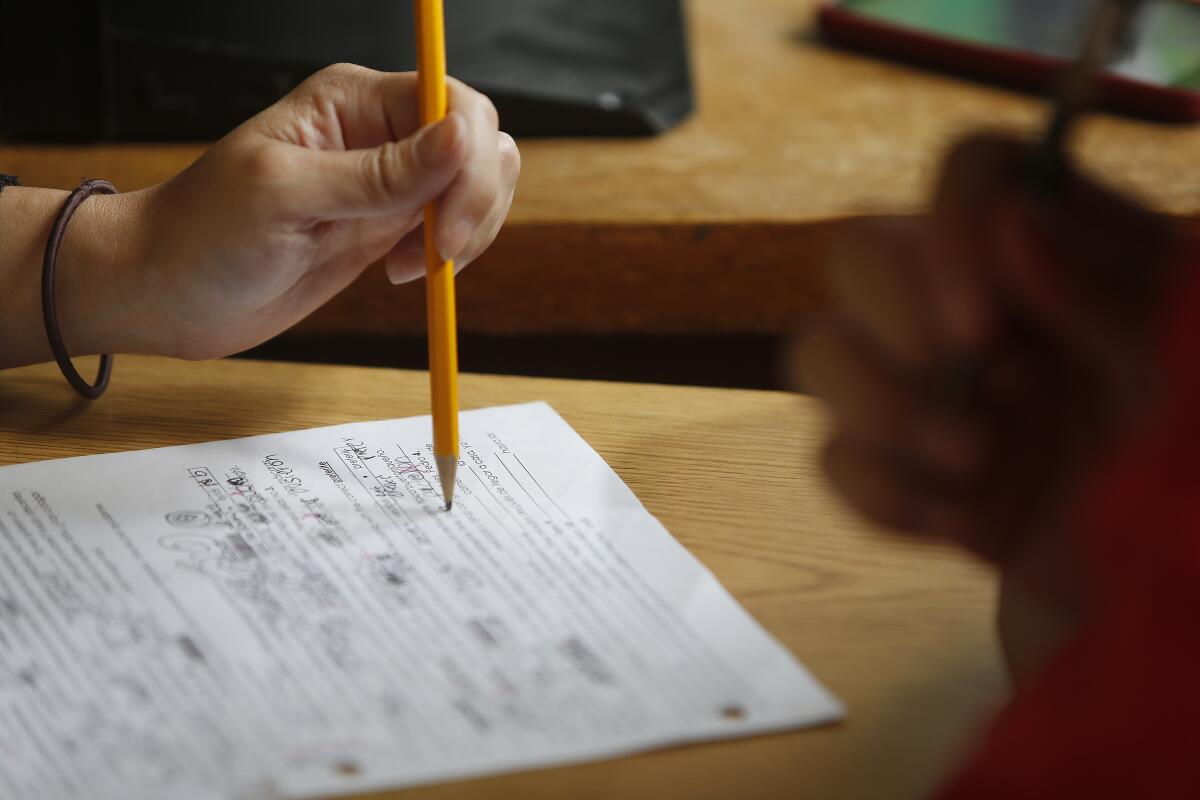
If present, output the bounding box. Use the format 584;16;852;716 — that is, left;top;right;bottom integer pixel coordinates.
234;334;790;391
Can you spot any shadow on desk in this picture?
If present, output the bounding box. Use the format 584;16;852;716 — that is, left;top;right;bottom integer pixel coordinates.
0;361;308;453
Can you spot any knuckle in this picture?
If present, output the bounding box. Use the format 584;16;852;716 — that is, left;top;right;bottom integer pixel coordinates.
364;141;417;206
360;148;392;205
241;143;289;184
301;63;373;98
322;62;370;83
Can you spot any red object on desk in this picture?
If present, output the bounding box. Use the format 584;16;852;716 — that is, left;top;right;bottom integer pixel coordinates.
816;2;1200;122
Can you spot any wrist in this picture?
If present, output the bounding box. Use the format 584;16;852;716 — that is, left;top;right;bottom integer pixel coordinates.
56;186;159;357
0;185;160;369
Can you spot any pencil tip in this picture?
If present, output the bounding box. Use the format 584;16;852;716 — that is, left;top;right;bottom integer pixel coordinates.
435;455;457;513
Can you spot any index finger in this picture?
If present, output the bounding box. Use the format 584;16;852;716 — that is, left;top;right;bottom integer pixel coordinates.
825;215;943;371
260;64;424;152
924;134;1031;354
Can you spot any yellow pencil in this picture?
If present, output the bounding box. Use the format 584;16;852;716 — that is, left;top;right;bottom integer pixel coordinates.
415;0;458;510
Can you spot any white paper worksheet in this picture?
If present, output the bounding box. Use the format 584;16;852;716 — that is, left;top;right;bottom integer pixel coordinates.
0;402;842;800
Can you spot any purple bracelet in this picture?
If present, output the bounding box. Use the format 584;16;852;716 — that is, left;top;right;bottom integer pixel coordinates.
41;179;117;400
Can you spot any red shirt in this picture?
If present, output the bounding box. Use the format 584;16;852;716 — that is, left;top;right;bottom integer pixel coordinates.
940;245;1200;798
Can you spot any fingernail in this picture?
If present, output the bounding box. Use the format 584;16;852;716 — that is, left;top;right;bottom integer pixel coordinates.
438;219;473;263
386;250;424;285
414;113;463;170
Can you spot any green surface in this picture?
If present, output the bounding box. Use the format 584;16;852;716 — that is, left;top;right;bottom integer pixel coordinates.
840;0;1200;88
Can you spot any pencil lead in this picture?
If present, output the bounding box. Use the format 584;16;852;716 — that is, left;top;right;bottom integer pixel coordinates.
435;455;457;513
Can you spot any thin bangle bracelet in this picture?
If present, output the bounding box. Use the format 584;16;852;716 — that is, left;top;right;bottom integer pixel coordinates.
41;179;117;400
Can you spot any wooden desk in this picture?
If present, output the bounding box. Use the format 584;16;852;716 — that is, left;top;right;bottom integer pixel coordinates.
0;355;1005;799
2;0;1197;338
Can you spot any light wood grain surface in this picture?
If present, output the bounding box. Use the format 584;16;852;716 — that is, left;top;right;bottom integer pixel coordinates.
0;356;1006;799
3;0;1195;336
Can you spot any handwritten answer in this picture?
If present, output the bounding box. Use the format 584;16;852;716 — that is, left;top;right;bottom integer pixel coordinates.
0;403;841;800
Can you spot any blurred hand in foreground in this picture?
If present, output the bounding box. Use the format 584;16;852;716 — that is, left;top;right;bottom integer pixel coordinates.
797;135;1190;679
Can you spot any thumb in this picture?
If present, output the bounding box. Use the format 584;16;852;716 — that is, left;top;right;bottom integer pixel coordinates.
298;112;468;219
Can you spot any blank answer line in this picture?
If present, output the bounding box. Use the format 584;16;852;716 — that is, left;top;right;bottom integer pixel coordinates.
494;455;552;521
465;468;517;534
508;451;569;518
